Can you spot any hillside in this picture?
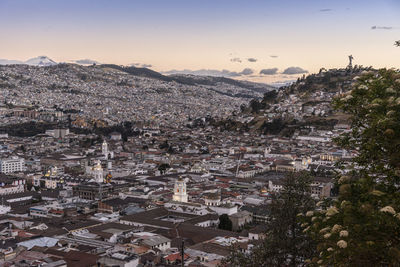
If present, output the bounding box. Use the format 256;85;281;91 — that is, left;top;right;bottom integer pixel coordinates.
210;67;375;135
0;63;274;127
100;64;274;96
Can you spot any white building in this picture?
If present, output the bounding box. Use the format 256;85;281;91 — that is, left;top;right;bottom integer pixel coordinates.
45;128;70;139
204;193;221;207
93;161;104;183
172;177;188;203
0;177;25;196
209;204;238;216
102;140;114;159
0;157;25;174
102;140;108;156
98;252;139;267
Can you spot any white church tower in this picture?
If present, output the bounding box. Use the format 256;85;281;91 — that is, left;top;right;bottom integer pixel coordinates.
93;160;104;183
102;140;108;159
173;177;188;202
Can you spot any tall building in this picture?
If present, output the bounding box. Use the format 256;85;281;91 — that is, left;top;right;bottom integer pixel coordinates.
0;157;25;174
172;177;188;202
102;140;114;159
102;140;108;157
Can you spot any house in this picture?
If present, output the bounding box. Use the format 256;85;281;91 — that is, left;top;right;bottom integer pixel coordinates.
97;251;139;267
133;233;171;252
248;225;267;240
98;197;147;213
110;132;122;141
229;211;252;231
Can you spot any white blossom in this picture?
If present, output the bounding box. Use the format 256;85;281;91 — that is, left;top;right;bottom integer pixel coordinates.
380;206;396;215
331;224;342;233
306;211;314;217
386;87;396;94
340;230;349;237
326;207;339;216
319;227;331;234
337;240;348;249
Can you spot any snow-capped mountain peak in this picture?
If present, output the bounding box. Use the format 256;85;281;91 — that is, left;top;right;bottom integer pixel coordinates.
24;56;57;66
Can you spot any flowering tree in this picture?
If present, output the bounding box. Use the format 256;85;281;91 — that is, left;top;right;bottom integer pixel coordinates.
303;69;400;265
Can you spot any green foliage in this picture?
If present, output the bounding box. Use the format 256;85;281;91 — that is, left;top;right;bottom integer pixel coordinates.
333;69;400;180
260;118;287;135
250;99;263;113
304;69;400;266
218;214;233;231
158;163;170;174
224;172;316;266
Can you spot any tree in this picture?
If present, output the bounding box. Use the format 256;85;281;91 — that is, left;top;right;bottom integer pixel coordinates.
305;69;400;266
218;214;233;231
26;181;33;191
158;163;170;174
159;140;169;150
224;171;316;266
240;104;247;113
250;99;262;113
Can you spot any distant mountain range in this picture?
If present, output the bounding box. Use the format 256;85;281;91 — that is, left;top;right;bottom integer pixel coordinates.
0;56;98;66
100;64;275;92
0;56;57;66
0;56;275;91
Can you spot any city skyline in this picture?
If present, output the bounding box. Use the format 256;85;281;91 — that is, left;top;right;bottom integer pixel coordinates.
0;0;399;83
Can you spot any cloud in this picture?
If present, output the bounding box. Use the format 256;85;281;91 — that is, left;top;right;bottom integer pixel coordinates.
130;63;153;68
247;58;257;62
260;68;279;75
0;59;23;65
74;59;99;65
271;80;296;87
319;8;332;12
164;68;253;77
230;57;242;63
240;68;254;75
282;66;308;75
371;26;393;30
269;55;278;58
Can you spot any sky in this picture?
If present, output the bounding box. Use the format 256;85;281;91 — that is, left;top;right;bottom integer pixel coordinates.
0;0;399;84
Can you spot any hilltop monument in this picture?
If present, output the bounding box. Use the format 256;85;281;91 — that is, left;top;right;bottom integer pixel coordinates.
348;55;354;69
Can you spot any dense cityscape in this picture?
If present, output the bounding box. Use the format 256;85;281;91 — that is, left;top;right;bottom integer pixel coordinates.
0;59;370;266
1;0;399;266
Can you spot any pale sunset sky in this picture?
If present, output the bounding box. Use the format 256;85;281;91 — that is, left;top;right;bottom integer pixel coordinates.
0;0;399;83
